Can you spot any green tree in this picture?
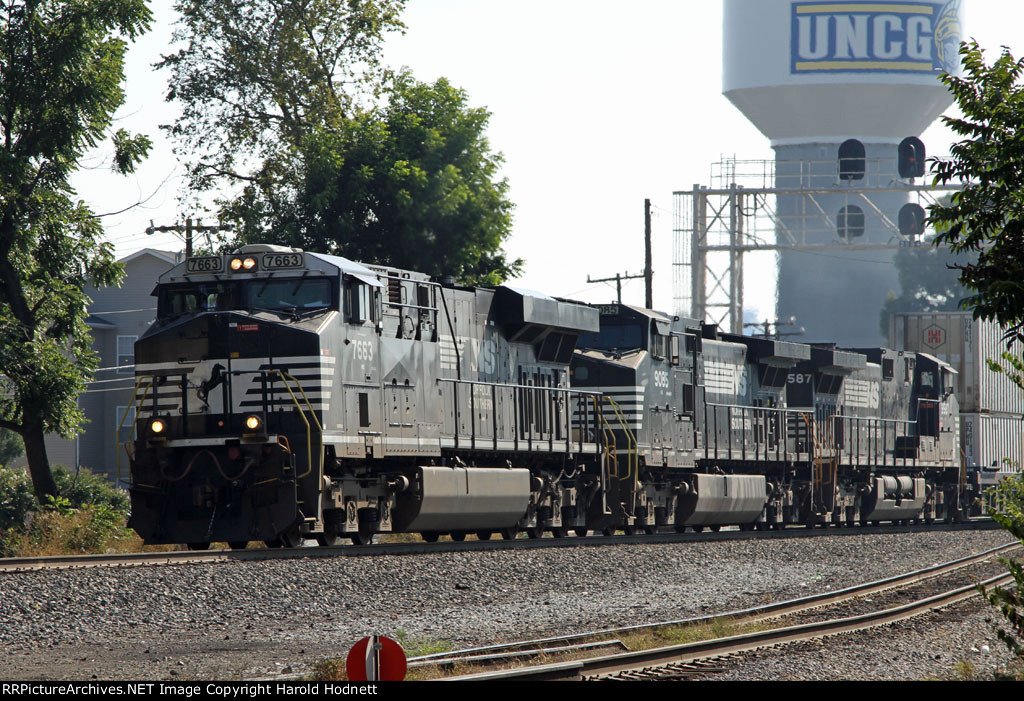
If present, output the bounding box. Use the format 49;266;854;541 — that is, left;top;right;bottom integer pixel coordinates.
930;41;1024;341
224;72;519;284
0;1;152;500
0;428;23;467
929;40;1024;664
160;0;519;284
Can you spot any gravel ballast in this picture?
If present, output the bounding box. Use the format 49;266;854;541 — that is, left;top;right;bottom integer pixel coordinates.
0;530;1019;680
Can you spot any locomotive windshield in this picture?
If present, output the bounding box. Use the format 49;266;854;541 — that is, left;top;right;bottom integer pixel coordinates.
248;278;332;312
577;323;645;351
158;278;334;319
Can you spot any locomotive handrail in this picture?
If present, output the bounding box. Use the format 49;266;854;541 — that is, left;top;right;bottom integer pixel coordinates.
438;377;602;396
269;370;324;481
116;375;155;487
604;397;638;487
439;377;602;454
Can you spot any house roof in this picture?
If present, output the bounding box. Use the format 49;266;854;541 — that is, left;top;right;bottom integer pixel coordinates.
85;314;117;328
118;248;181;266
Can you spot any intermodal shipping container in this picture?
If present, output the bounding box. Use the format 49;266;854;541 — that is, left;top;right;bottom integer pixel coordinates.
889;312;1024;415
960;412;1023;486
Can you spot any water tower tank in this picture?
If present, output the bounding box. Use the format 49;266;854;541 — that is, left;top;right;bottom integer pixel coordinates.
721;0;964;347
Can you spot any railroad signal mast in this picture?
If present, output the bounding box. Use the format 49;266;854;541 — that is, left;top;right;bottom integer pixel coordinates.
672;153;963;340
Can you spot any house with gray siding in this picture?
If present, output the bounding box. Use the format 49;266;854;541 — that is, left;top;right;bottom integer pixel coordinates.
24;249;181;484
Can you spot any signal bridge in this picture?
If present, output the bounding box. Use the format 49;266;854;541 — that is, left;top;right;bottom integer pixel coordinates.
672;154;965;336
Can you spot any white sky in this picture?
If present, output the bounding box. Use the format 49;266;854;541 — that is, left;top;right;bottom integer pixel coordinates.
75;0;1024;325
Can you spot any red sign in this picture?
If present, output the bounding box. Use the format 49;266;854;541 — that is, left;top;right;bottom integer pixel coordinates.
346;635;407;682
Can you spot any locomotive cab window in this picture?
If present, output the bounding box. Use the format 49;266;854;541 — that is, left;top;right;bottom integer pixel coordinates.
650;327;670;361
159;282;239;319
346;278;377;324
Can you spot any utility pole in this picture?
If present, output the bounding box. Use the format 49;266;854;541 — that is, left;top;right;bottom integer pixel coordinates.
586;271;645;305
585;199;654;307
644;198;653;309
146;218;231;258
743;317;805;340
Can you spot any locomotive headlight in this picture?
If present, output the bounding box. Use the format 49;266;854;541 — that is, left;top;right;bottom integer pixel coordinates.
230;257;257;271
149;418;168;435
244;414;263;432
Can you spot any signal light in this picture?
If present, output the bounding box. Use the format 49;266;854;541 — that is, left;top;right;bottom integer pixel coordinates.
838;139;865;181
898;137;926;179
837;205;865;239
899;203;926;238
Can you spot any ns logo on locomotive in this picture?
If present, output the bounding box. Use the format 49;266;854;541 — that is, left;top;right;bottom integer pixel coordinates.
124;245;973;549
791;0;962;74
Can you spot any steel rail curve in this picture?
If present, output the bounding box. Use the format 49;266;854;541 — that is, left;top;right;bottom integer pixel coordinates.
444;562;1018;681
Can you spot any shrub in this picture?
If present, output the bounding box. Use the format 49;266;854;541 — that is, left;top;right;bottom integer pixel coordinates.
0;464;37;532
53;465;130;516
979;473;1024;659
0;464;134;557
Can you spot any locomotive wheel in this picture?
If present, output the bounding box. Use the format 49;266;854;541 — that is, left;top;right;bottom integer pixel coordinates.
602;527;615;537
228;541;249;550
526;527;543;539
476;530;493;541
739;523;754;532
574;528;589;537
350;532;376;545
621;524;637;536
421;531;440;543
674;525;687;534
315;532;344;547
691;525;704;533
644;525;658;535
186;542;210;551
450;532;466;542
551;527;568;538
709;525;721;532
500;528;518;540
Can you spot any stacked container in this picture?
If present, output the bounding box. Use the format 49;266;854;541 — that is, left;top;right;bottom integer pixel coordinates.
890;312;1023;485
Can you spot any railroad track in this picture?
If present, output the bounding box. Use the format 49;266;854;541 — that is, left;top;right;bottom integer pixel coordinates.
0;519;1001;573
0;519;999;572
436;541;1020;681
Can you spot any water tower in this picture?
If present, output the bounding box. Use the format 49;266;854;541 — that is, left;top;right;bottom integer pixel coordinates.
721;0;964;346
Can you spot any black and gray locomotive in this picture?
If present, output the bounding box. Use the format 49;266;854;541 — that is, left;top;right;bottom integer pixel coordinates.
124;245;968;548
